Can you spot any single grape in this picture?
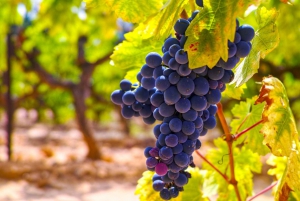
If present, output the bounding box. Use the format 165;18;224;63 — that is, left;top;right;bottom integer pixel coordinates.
120;79;132;91
206;89;221;104
194;77;209;96
174;173;188;187
236;41;251;58
159;146;173;160
175;50;188;64
150;91;164;107
164;86;181;105
121;105;134;119
165;134;179;147
193;117;203;128
196;139;201;149
204;116;217;129
140;64;154;78
169;118;182;132
146;52;162;68
169;162;182;173
111;90;125;105
182;121;195;135
141;77;155;90
160;123;171;134
234;32;241;43
155;163;168;176
155;75;170;91
159;103;175;117
190;95;207;111
134;87;149;102
153;180;165;191
221;70;234;83
174;19;190;35
237;24;255;42
174;152;190;167
160;188;171;200
175;98;191;113
228;41;237;58
122;91;136;105
177;77;195;96
168;72;180;84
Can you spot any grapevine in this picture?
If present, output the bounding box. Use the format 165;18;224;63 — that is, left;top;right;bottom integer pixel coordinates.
111;1;255;199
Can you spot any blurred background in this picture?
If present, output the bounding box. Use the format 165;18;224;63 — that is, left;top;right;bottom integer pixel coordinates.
0;0;299;201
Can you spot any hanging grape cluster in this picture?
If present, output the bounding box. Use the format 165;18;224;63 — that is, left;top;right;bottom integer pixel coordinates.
110;3;255;200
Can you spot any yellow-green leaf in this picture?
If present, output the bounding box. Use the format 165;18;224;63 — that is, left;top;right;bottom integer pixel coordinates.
255;76;299;157
233;6;279;87
184;0;260;69
104;0;163;23
230;97;269;155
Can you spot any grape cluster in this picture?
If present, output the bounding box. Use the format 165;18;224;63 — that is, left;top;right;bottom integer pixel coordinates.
111;8;255;200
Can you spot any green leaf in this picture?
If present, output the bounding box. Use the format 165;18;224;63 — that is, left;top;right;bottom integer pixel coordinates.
135;169;209;201
255;76;299;157
233;6;279;87
267;155;287;180
222;83;246;100
230;97;269;155
104;0;163;23
184;0;260;69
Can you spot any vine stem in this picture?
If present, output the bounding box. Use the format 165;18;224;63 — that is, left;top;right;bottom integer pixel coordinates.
216;102;242;201
247;181;278;201
195;150;229;182
234;119;264;140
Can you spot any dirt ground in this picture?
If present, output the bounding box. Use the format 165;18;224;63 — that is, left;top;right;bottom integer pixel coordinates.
0;109;274;201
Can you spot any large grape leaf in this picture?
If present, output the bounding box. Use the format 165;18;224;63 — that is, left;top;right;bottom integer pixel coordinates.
233;6;279;87
184;0;260;69
135;168;208;201
230;97;269;155
203;138;261;201
255;76;299;157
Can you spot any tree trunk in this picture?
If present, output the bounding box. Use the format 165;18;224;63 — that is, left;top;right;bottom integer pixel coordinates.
71;86;102;160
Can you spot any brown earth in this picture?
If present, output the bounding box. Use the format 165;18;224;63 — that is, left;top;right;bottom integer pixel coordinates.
0;109;273;201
